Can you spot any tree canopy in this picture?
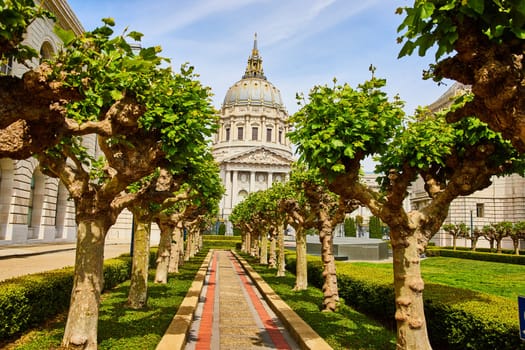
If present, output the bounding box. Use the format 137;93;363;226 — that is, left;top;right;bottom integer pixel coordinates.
397;0;525;153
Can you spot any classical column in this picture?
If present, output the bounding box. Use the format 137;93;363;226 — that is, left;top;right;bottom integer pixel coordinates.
231;170;238;208
268;172;273;189
250;171;256;193
225;169;232;209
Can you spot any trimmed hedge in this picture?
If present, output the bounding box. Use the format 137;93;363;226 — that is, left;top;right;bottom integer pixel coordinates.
202;235;241;250
286;254;525;350
427;247;525;265
0;255;132;341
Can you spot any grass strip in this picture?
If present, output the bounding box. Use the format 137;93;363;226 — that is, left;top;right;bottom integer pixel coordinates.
244;254;397;350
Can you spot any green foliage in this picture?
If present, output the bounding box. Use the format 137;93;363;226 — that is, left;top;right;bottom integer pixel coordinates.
46;19;218;176
0;256;131;341
289;75;405;179
368;216;383;239
377;109;525;187
0;0;53;65
397;0;525;61
344;217;356;237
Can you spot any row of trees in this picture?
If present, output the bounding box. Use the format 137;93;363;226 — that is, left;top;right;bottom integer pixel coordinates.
1;2;224;348
442;221;525;254
230;164;358;312
231;2;525;348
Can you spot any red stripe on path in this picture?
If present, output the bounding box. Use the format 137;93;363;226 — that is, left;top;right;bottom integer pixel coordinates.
195;251;217;350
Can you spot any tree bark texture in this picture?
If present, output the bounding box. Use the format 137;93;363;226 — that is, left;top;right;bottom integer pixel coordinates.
260;231;268;265
169;226;184;273
154;219;173;284
184;227;193;261
294;228;308;291
62;220;106;349
127;215;151;309
318;210;339;311
277;225;286;277
269;232;277;269
391;232;432;350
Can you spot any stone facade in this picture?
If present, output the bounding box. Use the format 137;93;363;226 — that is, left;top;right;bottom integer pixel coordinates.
0;0;83;244
0;1;138;245
212;35;294;224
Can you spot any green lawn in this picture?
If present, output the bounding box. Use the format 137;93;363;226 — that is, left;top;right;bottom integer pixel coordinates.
348;256;525;300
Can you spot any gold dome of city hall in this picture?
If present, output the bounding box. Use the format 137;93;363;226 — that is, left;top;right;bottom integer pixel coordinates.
223;33;285;109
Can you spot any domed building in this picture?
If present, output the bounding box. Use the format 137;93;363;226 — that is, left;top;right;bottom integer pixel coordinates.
212;34;294;223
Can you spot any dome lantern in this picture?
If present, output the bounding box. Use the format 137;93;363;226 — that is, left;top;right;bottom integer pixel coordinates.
222;34;284;110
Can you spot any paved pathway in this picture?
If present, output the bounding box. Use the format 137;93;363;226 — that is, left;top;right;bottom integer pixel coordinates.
0;242;130;281
184;250;298;350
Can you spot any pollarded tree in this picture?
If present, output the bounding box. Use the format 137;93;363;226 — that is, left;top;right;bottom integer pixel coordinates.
469;227;483;251
510;221;525;255
291;163;359;311
441;222;469;250
289;73;525;349
491;221;513;254
397;1;525;153
36;20;217;348
278;173;318;291
481;224;497;251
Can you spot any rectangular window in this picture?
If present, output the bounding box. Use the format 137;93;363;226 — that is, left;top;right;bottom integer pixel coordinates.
476;203;484;218
252;127;258;141
266;128;272;142
237;127;243;140
225;128;230;141
278;130;283;143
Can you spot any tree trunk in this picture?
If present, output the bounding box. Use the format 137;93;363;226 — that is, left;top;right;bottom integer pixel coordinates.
260;231;268;265
251;234;260;258
294;227;308;291
269;233;277;269
190;227;200;257
319;214;338;311
184;227;192;261
452;236;457;250
391;232;432;350
62;219;106;349
277;225;286;277
514;240;520;255
169;226;183;273
471;237;478;251
127;215;151;309
496;239;503;253
242;231;250;254
154;220;172;284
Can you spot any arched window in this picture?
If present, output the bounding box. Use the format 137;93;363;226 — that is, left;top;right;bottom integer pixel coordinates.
39;41;54;63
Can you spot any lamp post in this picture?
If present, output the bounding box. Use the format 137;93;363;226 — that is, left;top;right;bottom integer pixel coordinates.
469;209;474;248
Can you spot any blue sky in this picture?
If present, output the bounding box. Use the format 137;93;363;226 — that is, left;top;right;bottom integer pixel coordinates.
67;0;450;114
66;0;452;171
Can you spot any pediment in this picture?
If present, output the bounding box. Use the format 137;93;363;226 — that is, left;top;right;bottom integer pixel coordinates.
223;147;293;166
